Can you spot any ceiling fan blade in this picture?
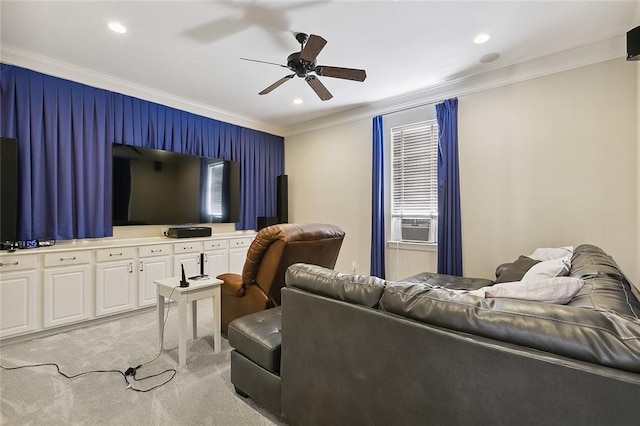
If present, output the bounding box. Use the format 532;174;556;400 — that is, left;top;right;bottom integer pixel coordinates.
300;34;327;63
305;75;333;101
315;66;367;82
240;57;287;68
259;74;295;95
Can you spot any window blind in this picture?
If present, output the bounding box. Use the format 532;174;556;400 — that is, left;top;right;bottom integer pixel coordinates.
391;120;439;218
206;162;224;218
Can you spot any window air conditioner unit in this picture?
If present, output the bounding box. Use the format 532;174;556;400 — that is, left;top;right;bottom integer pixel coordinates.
401;218;432;243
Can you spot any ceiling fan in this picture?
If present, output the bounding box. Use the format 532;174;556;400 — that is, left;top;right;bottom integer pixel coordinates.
240;32;367;101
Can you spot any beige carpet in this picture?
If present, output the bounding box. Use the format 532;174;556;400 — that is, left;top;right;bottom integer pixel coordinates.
0;301;285;425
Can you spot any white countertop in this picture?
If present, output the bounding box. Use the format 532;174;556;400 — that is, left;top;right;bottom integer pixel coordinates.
0;231;256;256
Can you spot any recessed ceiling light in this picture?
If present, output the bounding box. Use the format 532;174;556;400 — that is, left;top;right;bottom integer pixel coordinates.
473;33;491;44
293;98;303;105
108;22;127;34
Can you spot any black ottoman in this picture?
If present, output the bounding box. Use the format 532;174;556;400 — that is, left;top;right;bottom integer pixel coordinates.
228;306;282;417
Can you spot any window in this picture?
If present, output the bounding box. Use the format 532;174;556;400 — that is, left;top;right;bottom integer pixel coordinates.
206;161;224;219
390;120;438;243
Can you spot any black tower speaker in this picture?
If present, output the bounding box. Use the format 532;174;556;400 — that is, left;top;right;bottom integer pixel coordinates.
0;137;18;244
277;174;288;224
257;216;279;230
627;25;640;61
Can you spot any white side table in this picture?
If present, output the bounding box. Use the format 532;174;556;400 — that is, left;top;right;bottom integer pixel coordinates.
154;276;223;366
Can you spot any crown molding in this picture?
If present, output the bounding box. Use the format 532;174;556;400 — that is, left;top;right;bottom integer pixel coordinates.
0;44;287;137
1;36;625;139
283;36;626;137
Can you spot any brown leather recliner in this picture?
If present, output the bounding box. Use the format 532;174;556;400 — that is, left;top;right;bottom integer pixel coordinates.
217;223;345;334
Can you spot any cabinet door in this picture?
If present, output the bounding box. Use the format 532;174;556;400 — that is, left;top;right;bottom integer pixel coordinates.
228;237;253;274
0;269;37;338
139;255;172;307
203;250;229;277
95;260;136;316
174;253;201;278
229;248;248;274
43;264;92;328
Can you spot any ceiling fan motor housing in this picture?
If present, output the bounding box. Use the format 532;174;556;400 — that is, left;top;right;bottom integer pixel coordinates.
287;52;315;77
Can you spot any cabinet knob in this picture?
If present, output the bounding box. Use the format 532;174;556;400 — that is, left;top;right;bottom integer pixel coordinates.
139;261;144;272
109;252;123;257
60;256;77;262
0;261;19;267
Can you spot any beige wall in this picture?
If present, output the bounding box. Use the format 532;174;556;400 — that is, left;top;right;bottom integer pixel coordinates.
459;58;637;280
637;61;640;283
285;58;639;283
284;120;372;275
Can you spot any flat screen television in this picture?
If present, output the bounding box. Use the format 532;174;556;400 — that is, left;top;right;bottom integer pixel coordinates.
112;144;239;226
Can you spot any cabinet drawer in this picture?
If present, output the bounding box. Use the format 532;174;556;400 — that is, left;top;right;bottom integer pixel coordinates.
44;251;91;267
204;240;229;251
173;241;203;254
95;247;136;262
229;237;254;248
0;254;37;271
138;244;172;257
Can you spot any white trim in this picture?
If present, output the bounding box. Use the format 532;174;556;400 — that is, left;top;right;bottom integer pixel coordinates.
0;44;286;137
284;36;625;136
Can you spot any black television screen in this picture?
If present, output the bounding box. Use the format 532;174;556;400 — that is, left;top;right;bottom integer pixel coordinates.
112;144;239;226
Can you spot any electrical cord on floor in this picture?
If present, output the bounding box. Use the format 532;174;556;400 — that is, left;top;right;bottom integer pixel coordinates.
0;286;179;392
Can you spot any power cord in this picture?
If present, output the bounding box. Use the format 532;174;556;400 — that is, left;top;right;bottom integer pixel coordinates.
0;286;180;392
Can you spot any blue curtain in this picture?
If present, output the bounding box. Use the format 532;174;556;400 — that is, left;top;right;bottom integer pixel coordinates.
436;98;463;276
370;115;385;278
0;64;283;240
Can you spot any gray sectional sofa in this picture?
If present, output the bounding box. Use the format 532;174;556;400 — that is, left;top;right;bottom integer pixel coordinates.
229;244;640;425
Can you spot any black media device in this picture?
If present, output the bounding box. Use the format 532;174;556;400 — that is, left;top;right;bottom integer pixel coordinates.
257;216;279;230
166;226;212;238
276;174;288;223
112;144;240;226
0;137;18;246
627;25;640;61
180;264;189;288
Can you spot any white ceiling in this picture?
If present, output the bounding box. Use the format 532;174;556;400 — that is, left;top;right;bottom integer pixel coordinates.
1;1;638;135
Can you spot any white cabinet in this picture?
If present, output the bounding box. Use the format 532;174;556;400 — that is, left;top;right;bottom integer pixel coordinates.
1;233;256;341
43;252;92;328
0;254;38;338
138;244;172;307
95;248;136;317
173;241;204;278
229;237;253;274
203;239;229;278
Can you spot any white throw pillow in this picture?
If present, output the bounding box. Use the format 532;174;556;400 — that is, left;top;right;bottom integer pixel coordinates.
468;277;585;304
527;246;573;261
521;256;571;282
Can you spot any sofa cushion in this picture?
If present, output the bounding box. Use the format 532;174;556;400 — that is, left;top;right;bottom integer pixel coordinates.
285;263;386;308
228;307;282;373
495;256;541;283
528;246;574;261
522;256;570;281
399;272;493;291
469;277;585;304
379;282;640;373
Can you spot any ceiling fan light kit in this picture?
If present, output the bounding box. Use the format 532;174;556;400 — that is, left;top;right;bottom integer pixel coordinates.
242;32;367;101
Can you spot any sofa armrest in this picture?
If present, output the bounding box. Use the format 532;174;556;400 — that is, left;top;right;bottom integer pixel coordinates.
217;273;246;297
